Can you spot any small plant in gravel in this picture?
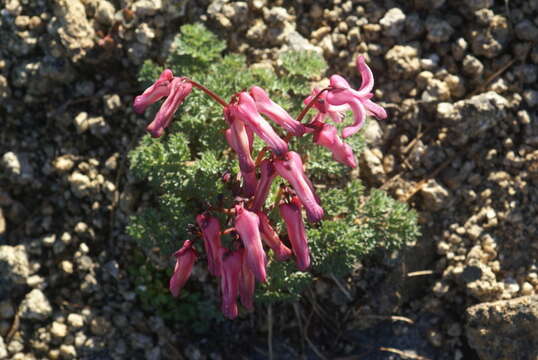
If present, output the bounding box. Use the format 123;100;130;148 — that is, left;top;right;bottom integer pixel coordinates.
128;23;420;319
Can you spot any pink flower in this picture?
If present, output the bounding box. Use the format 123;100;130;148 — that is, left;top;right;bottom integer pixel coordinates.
251;159;277;212
326;56;387;139
196;213;223;277
169;240;197;297
249;86;306;136
273;151;324;222
279;197;310;271
228;92;288;155
313;123;357;168
224;116;257;196
304;87;348;124
133;69;174;114
146;77;193;138
257;211;292;261
220;248;242;319
234;204;267;283
239;248;255;311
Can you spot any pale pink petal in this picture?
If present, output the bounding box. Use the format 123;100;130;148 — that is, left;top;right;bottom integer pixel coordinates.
220;248;241;319
342;98;367;139
363;98;388;119
239;248;255;311
251;159;276;212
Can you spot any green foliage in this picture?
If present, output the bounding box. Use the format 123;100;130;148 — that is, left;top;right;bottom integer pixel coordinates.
128;23;420;318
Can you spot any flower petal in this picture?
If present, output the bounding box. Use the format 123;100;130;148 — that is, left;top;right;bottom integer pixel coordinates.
234;204;267;283
250;86;306;136
133;69;174;114
196;214;223;277
279;198;310;271
169;240;197;297
257;211;292;261
356;55;374;95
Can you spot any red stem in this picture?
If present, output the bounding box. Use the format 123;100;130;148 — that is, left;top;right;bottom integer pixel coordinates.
187;79;228;107
295;87;331;123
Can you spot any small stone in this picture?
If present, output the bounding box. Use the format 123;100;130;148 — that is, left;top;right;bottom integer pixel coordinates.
0;301;14;319
53;155;75;172
379;8;406;37
0;336;6;359
132;0;162;16
95;0;115;25
425;17;453;43
135;23;155;45
0;245;32;290
1;152;33;183
60;260;73;274
51;321;68;338
523;89;538;107
59;344;76;360
68;171;92;198
19;289;52;321
67;313;84;329
462;54;484;76
73;112;89;134
103;94;121;115
90;316;111;336
42;234;56;247
420;179;449;211
385;45;421;79
515;19;538;41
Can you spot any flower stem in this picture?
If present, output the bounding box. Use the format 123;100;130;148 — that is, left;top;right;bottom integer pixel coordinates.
295;87;330;123
187;79;228;107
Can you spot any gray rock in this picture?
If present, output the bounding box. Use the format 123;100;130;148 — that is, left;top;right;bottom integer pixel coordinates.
135;23;155;45
466;296;538;359
59;344;76;359
460;260;503;301
284;31;322;54
436;91;508;146
50;321;68;338
425;17;453;43
462;54;484;76
515;19;538;41
19;289;53;321
380;8;406;37
50;0;95;63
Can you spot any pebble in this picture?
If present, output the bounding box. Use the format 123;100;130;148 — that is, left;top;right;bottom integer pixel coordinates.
59;344;77;359
95;0;115;25
19;289;52;321
515;19;538;41
379;8;406;37
425;17;453;43
51;321;68;338
67;313;85;329
0;336;6;359
523;89;538;107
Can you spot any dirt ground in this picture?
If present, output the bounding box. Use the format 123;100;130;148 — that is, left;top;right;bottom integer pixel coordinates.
1;0;538;359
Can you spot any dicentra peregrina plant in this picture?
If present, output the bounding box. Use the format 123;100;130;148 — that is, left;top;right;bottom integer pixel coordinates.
133;53;387;319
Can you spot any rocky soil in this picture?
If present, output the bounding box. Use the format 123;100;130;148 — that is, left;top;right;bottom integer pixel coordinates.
1;0;538;359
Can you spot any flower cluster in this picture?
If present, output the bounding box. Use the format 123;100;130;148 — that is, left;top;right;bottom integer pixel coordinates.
133;55;386;319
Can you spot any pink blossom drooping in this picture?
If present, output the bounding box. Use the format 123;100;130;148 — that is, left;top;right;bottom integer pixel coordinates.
250;86;306;136
229;92;288;155
234;204;267;283
279;197;310;271
196;213;223;277
220;248;242;319
250;159;277;212
146;77;193;138
257;211;292;261
133;69;174;114
239;248;255;311
169;240;197;297
313;122;357;168
325;56;387;139
274;151;324;222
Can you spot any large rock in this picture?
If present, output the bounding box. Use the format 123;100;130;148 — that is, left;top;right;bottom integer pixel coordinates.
466;296;538;359
436;91;509;146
